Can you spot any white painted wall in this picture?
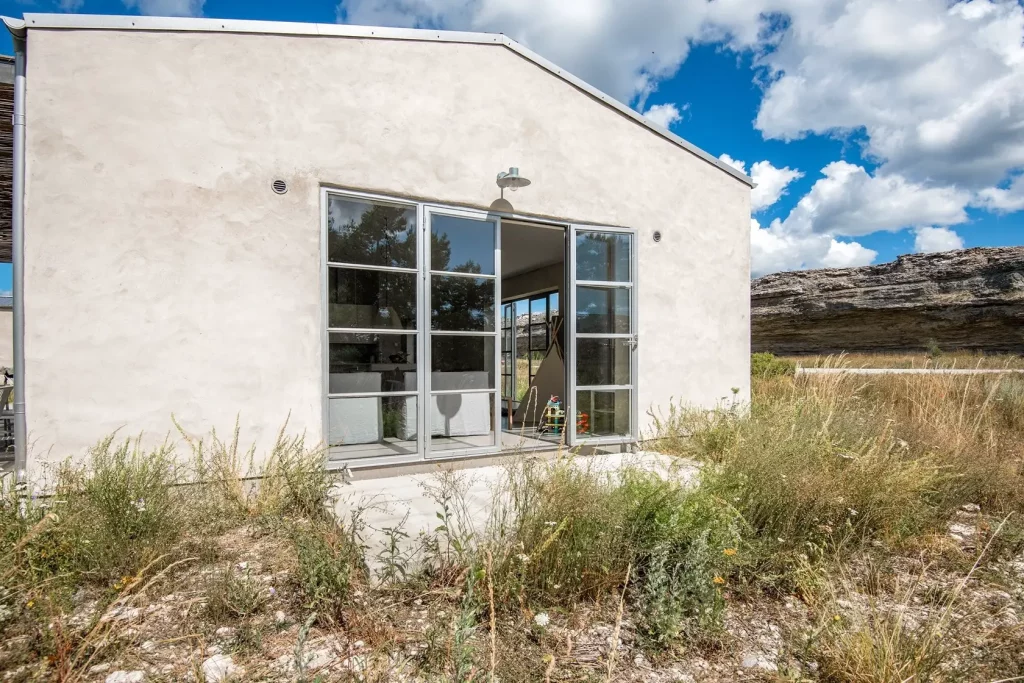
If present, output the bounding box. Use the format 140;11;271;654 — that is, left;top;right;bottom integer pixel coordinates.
23;28;750;471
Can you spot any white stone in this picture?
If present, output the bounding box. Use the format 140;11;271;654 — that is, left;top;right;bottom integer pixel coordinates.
89;663;111;674
202;654;242;682
105;672;144;683
214;626;236;638
961;503;981;513
274;610;287;625
741;652;777;672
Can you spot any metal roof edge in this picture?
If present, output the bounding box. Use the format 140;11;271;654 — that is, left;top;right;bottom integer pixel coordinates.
18;13;755;187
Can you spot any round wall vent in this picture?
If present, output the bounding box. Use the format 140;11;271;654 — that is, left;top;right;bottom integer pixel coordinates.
653;230;662;243
271;179;288;195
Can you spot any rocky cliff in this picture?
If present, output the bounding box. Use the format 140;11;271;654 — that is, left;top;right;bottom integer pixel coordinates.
751;246;1024;354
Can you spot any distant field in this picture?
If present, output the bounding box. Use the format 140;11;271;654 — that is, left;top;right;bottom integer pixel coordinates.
788;351;1024;369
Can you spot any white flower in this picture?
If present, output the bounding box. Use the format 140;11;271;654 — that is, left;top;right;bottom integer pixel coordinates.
545;521;556;527
133;498;146;513
518;554;530;564
237;561;248;570
848;508;858;516
533;612;550;628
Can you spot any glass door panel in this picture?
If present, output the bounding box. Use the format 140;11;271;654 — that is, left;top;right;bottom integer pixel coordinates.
568;226;637;446
426;208;500;457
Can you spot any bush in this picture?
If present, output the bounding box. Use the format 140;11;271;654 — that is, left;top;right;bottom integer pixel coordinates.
291;520;366;625
486;460;740;649
205;564;269;622
751;352;796;379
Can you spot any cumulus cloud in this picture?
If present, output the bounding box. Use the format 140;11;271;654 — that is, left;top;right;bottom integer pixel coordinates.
974;174;1024;213
914;226;965;253
773;161;970;238
750;218;877;277
123;0;204;17
720;155;805;212
733;0;1024;188
643;103;685;129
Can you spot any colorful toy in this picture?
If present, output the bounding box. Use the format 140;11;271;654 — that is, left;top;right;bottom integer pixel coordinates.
539;395;565;434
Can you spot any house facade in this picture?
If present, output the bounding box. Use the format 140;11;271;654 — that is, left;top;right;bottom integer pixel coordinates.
4;14;752;476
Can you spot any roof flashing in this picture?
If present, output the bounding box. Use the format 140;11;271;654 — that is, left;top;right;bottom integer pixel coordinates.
7;13;755;187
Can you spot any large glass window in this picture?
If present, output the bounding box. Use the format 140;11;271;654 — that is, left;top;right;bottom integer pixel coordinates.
428;210;498;452
326;195;419;460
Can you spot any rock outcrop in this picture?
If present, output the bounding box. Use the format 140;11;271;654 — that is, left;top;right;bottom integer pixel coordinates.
751;247;1024;355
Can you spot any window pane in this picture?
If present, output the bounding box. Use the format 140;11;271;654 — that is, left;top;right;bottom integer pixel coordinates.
576;231;630;282
576;286;630;334
327;396;418;457
327;196;417;269
329;267;416;330
576;390;630;437
431;335;495;388
577;338;631;386
431;214;496;275
328;333;417;393
550;292;560;316
429;392;495;451
431;275;495;331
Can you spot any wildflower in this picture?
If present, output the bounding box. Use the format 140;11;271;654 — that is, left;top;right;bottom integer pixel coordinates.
723;548;737;557
237;561;249;570
545;521;556;527
518;554;530;564
712;576;726;585
833;615;841;622
268;587;277;597
533;612;550;627
848;508;858;517
26;600;34;608
133;498;146;513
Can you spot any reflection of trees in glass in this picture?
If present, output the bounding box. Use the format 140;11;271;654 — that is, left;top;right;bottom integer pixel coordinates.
328;201;421;330
431;231;494;332
328;201;417;268
576;232;630;281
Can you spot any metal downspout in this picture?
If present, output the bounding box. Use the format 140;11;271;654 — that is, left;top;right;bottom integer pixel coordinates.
5;17;27;485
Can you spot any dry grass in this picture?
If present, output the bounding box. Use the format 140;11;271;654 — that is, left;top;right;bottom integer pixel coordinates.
3;363;1024;681
790;350;1024;370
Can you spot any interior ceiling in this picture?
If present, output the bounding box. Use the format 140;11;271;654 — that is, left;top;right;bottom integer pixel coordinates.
501;221;564;279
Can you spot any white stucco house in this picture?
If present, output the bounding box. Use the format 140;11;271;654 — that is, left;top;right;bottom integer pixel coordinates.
2;14;752;478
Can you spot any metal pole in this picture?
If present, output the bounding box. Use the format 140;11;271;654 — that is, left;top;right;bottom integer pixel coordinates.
10;31;26;485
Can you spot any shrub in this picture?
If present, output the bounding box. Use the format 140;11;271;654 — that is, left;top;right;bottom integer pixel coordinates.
485;460;740;649
205;564;269;622
751;352;796;379
291;520;366;625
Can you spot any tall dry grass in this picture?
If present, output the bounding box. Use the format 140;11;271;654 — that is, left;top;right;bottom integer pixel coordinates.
654;370;1024;582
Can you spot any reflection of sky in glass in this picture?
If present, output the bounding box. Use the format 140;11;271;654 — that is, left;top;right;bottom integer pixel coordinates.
550;292;560;314
432;215;495;274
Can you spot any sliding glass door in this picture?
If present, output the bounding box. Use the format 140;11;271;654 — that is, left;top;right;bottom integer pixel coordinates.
425;207;501;457
567;226;637;446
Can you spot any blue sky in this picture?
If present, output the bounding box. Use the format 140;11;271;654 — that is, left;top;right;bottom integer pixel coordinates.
0;0;1021;284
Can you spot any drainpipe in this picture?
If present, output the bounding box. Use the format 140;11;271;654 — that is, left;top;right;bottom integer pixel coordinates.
4;17;27;485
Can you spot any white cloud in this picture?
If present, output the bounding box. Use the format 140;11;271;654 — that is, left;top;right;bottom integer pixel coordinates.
914;226;965;253
59;0;85;11
718;154;804;211
123;0;204;17
773;161;970;238
643;103;684;129
750;217;877;277
732;0;1024;188
974;174;1024;213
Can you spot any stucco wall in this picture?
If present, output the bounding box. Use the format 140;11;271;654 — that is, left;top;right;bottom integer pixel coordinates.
23;28;751;470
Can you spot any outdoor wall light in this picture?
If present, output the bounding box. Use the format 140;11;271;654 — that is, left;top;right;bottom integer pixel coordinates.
496;167;531;192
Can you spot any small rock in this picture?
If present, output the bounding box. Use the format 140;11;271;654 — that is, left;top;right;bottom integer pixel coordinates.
140;640;156;652
89;663;111;674
961;503;981;513
105;672;144;683
949;522;976;543
741;652;777;672
274;610;287;625
214;626;236;639
202;654;242;682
